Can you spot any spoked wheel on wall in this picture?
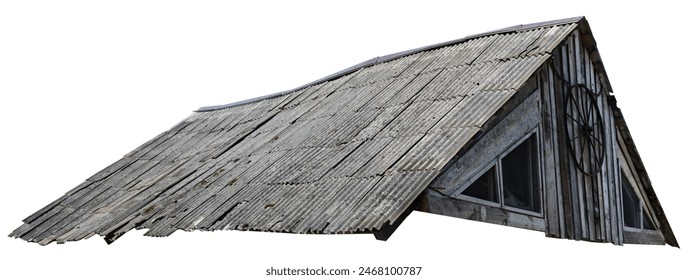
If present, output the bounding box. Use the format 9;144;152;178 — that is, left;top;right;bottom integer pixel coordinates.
564;83;605;176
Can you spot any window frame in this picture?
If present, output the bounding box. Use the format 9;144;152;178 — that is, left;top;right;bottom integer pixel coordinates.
620;171;658;232
456;128;544;217
456;163;501;209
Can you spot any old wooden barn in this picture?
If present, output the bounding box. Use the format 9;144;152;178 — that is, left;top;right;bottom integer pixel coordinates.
10;16;678;247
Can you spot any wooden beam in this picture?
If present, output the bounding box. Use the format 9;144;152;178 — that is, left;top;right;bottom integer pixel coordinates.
623;228;666;246
539;67;561;238
417;188;546;233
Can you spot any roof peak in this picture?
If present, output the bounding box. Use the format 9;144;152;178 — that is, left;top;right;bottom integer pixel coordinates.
196;16;584;112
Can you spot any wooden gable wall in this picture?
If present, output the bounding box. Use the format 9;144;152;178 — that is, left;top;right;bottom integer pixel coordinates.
419;27;673;246
542;27;620;244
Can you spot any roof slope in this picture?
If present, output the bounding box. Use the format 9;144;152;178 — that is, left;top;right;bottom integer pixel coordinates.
11;18;580;245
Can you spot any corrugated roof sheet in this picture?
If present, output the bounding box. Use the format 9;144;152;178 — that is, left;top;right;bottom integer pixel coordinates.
10;18;580;245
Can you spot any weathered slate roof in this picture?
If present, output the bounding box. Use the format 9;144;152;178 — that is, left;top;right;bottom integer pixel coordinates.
11;17;582;245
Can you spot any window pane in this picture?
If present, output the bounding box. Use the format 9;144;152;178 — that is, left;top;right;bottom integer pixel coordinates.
642;210;656;230
501;134;540;212
621;176;641;228
461;166;498;203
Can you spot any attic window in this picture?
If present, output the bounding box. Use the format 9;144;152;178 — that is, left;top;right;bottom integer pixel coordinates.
460;133;541;214
502;134;540;213
621;175;656;230
461;167;499;203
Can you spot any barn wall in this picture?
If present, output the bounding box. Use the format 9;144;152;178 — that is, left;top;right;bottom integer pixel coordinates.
529;29;666;245
543;29;624;244
421;29;667;246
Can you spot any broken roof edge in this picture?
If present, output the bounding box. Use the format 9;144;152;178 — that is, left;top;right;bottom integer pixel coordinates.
196;16;585;112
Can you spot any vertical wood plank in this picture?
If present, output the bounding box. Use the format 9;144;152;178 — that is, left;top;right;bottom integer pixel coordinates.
599;93;612;242
548;61;567;238
614;156;624;245
574;30;595;240
581;42;599;241
567;33;585;240
590;53;609;242
589;53;602;241
602;76;619;244
539;67;560;237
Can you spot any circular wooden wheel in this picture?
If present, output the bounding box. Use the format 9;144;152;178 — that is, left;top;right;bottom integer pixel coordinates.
564;84;605;176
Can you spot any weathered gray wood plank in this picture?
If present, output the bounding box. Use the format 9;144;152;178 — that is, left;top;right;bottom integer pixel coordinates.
417;188;546;232
539;67;561;237
623;228;665;245
563;37;583;240
550;50;572;239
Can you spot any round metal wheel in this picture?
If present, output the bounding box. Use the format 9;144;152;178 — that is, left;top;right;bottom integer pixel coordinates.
564;84;605;176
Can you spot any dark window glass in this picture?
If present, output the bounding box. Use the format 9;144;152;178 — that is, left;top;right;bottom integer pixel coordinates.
621;176;641;228
501;134;540;213
458;133;542;214
643;211;656;230
461;167;498;203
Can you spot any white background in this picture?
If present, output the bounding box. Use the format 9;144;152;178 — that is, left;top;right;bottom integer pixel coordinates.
1;1;686;279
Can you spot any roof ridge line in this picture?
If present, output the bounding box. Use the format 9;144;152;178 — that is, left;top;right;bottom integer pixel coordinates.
196;16;584;112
